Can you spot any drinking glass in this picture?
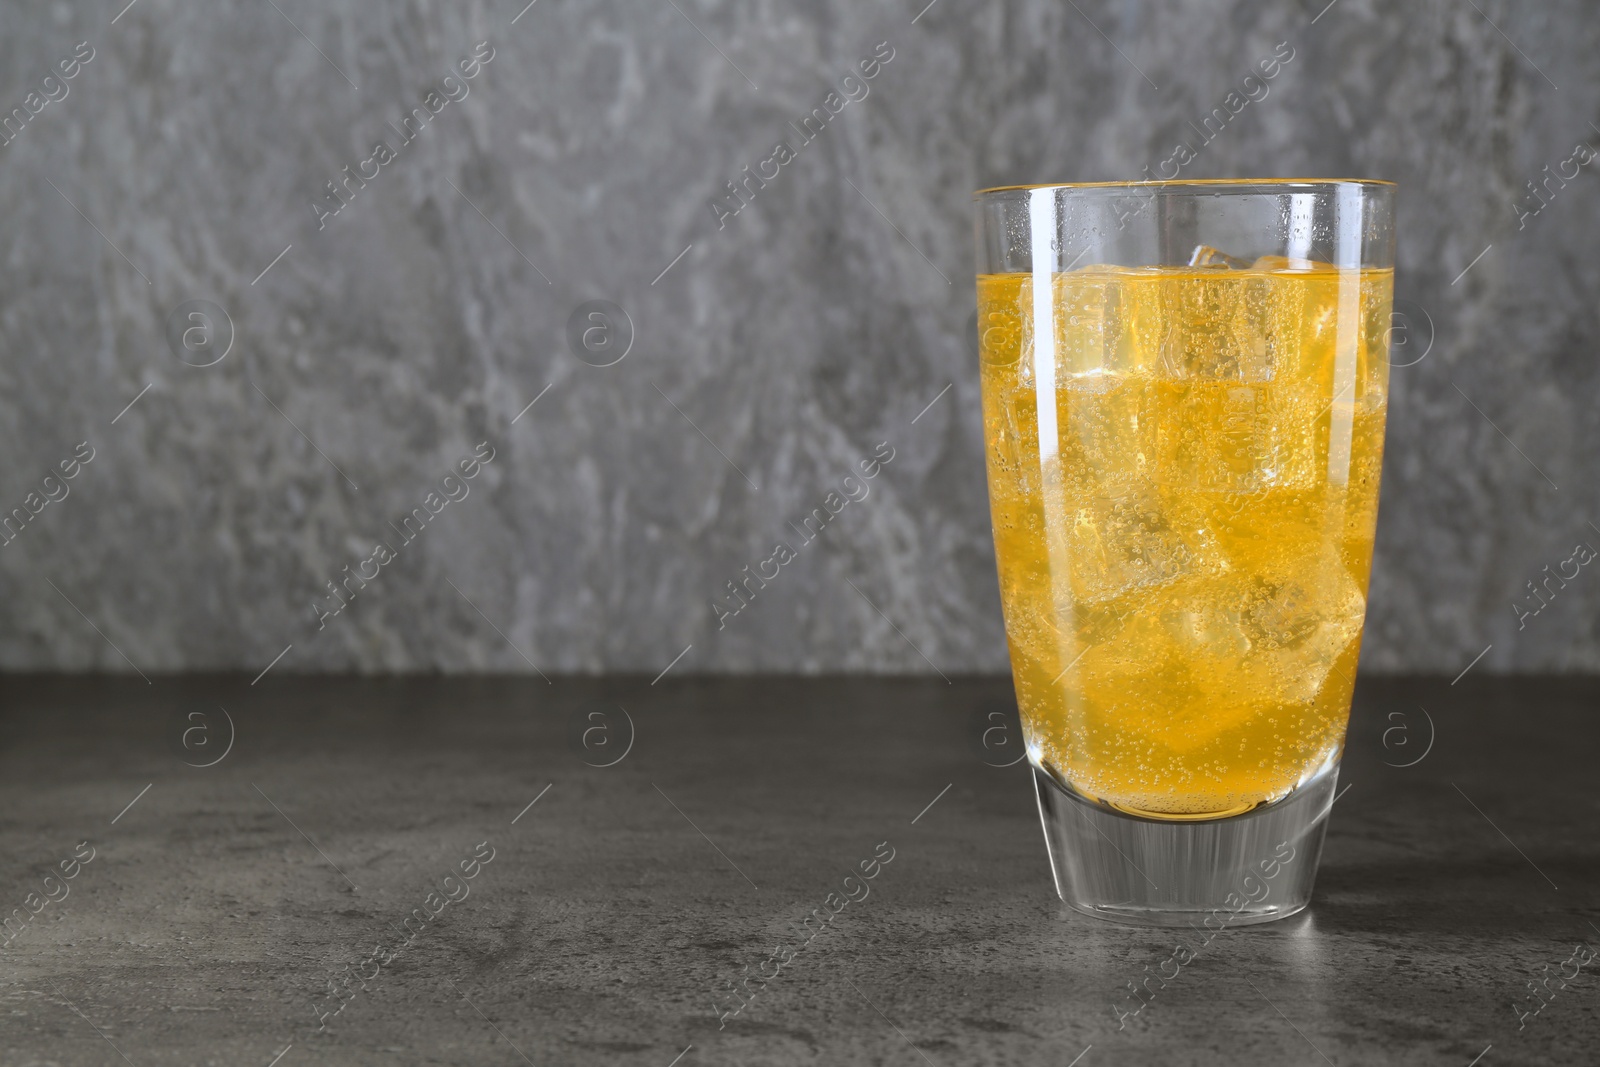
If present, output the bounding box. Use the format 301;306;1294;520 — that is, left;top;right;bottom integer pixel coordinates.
974;179;1395;925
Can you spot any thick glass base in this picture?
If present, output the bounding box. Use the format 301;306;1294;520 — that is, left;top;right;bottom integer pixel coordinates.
1033;763;1338;927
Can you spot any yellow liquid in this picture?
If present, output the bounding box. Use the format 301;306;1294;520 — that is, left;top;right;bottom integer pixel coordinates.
979;264;1390;818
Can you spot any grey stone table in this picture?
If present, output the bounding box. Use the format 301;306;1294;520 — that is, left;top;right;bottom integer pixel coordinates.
0;675;1596;1066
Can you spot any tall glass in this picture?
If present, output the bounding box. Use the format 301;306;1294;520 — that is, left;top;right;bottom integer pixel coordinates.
974;180;1394;925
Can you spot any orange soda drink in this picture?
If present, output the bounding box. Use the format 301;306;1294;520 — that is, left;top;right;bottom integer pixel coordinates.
978;261;1391;818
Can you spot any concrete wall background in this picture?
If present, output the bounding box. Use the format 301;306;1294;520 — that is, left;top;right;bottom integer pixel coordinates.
0;0;1595;675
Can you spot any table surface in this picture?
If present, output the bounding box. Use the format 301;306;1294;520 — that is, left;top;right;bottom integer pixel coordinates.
0;674;1595;1066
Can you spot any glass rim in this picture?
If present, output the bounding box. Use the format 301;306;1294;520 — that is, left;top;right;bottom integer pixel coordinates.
973;177;1396;198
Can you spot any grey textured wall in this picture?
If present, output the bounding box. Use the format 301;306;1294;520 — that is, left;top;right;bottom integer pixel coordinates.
0;0;1596;676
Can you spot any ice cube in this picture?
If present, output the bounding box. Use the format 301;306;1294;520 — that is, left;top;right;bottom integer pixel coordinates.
1152;381;1319;493
1053;373;1149;490
1236;550;1366;705
1250;254;1324;271
1074;550;1365;751
1057;476;1218;604
1052;268;1133;377
1190;245;1255;269
977;292;1025;367
1068;598;1263;753
982;386;1042;501
1156;273;1276;382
